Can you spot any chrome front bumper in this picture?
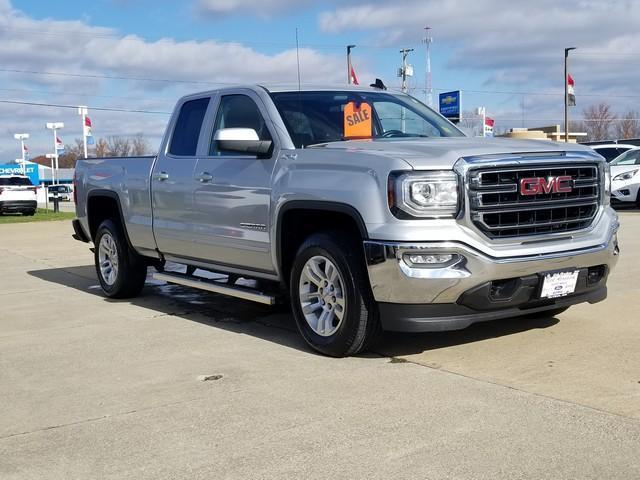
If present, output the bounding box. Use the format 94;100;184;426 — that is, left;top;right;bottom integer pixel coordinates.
364;215;620;332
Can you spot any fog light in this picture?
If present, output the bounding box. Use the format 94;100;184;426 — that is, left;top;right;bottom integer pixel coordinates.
404;253;458;267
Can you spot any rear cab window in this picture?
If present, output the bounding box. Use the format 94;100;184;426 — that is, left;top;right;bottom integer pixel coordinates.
169;97;210;156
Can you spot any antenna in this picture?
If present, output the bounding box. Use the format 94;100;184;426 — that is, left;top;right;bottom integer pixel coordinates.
295;28;301;91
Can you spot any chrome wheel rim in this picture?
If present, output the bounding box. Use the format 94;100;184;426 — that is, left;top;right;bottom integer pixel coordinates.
298;255;346;337
98;233;119;286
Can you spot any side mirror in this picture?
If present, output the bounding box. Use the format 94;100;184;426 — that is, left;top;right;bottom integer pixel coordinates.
214;128;273;157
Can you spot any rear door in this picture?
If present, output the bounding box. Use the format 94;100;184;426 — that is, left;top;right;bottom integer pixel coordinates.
189;90;279;274
151;95;213;258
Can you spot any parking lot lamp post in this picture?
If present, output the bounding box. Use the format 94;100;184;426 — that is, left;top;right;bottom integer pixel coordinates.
13;133;29;175
45;122;64;184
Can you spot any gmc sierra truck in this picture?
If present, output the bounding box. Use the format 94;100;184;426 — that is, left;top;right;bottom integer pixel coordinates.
73;85;620;357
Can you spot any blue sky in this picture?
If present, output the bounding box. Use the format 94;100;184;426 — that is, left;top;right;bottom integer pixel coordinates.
2;0;640;160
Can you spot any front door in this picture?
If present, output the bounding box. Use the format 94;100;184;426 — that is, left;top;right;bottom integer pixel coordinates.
190;91;278;274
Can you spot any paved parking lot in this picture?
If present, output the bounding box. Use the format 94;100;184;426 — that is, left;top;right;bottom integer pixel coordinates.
1;212;639;479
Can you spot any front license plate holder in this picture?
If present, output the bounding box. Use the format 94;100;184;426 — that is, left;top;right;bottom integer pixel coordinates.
540;270;579;299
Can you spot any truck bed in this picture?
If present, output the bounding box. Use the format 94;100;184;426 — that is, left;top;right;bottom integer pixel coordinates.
75;156;157;255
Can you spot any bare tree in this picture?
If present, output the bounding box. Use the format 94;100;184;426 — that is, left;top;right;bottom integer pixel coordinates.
582;103;616;141
131;134;151;156
95;138;109;157
58;138;85;168
106;136;131;157
616;110;640;140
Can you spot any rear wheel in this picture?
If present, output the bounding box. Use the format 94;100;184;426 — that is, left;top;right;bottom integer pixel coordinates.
94;219;147;298
22;210;35;216
290;231;380;357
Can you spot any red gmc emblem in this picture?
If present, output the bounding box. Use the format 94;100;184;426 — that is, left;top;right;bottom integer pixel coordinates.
519;176;573;196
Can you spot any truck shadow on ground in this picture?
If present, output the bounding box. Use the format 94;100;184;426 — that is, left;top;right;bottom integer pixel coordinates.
28;265;559;357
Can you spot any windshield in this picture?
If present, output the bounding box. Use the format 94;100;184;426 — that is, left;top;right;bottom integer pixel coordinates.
269;90;464;148
49;186;70;192
611;149;640;166
0;177;32;186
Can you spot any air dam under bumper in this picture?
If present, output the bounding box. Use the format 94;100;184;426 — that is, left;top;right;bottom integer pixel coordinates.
364;234;619;333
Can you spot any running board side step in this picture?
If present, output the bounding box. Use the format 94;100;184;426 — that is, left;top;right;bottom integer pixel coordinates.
153;272;276;305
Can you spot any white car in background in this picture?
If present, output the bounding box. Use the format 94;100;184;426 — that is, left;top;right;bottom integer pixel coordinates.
591;143;637;163
610;148;640;207
0;175;37;216
48;184;73;202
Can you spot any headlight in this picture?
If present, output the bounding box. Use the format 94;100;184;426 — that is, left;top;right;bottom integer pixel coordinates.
613;169;639;181
390;171;459;218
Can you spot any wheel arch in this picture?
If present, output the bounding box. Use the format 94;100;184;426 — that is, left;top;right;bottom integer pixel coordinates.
86;190;132;247
274;200;369;286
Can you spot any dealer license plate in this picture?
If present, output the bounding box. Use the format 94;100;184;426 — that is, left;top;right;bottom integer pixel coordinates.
540;271;579;299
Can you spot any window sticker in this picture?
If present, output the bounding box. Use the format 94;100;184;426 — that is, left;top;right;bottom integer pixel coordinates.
343;101;372;139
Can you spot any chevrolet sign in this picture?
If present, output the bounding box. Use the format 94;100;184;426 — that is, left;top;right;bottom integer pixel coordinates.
439;90;461;120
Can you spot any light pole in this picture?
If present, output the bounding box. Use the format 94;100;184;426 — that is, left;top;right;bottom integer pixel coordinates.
46;122;64;185
398;48;414;93
347;45;356;84
564;47;576;143
78;106;89;158
13;133;29;175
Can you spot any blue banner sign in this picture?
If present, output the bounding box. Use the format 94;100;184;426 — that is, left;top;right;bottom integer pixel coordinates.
439;90;461;120
0;163;40;185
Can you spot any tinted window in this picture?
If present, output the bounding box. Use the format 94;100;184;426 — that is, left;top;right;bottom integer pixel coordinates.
209;95;272;156
0;177;32;186
169;97;210;156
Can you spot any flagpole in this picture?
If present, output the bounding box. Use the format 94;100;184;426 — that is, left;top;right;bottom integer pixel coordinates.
564;47;576;143
79;106;88;159
347;45;355;84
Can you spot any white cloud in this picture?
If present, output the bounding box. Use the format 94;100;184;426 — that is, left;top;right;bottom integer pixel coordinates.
319;0;640;92
0;1;355;161
194;0;314;17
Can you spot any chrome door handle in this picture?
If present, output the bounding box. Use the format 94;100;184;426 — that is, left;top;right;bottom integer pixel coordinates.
196;172;213;183
155;172;169;181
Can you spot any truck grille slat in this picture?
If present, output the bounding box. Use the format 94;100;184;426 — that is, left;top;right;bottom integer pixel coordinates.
468;164;600;238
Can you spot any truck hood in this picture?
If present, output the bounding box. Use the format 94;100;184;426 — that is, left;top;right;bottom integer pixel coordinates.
309;137;596;170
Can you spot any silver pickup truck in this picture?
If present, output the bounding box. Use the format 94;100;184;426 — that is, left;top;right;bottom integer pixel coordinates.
73;85;620;356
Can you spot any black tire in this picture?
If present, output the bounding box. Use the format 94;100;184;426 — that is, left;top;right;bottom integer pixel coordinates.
94;219;147;299
22;210;35;216
289;231;380;357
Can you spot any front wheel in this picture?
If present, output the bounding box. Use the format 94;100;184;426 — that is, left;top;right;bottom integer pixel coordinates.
94;219;147;298
290;231;380;357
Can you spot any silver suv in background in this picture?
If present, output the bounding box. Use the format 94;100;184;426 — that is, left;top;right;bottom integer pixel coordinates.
72;85;620;356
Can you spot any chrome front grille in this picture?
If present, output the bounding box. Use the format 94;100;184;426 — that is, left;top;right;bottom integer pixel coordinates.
468;164;600;238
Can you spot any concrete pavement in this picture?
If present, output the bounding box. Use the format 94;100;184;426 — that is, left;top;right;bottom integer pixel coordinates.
1;214;639;479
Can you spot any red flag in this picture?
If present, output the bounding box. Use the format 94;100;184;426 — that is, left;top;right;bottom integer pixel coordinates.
350;66;359;85
85;116;92;127
567;74;576;106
